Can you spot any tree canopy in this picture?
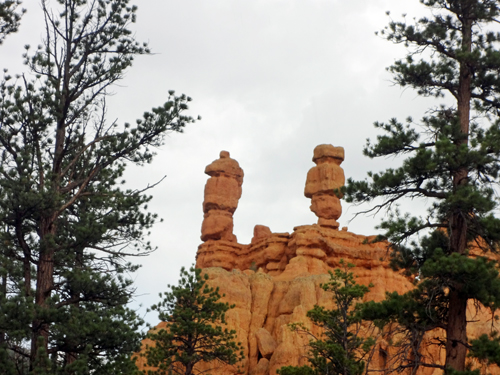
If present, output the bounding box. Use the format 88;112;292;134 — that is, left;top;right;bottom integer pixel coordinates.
141;266;243;375
0;0;24;43
0;0;195;373
346;0;500;373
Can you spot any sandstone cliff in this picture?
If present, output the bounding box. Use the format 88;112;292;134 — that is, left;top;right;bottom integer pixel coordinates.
136;146;499;375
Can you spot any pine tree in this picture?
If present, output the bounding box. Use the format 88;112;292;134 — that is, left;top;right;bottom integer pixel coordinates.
345;1;500;373
0;0;196;373
140;266;243;375
278;261;375;375
0;0;24;43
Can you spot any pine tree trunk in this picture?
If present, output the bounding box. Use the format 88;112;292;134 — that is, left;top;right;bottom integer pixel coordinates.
30;219;56;367
444;9;473;372
447;188;468;370
445;290;468;371
30;62;67;365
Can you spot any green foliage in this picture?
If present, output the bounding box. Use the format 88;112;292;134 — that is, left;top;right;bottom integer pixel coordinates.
141;266;244;375
469;333;500;366
0;0;24;43
279;261;374;375
0;0;196;373
346;0;500;372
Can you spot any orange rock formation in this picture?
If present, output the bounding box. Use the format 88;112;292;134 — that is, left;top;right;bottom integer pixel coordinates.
137;145;499;375
201;151;244;242
304;144;345;229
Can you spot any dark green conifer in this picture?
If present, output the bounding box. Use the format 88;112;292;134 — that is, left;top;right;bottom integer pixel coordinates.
278;261;374;375
0;0;24;43
141;266;243;375
346;1;500;373
0;0;195;373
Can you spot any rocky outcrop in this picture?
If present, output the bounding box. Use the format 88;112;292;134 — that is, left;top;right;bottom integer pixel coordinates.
192;228;414;375
136;145;499;375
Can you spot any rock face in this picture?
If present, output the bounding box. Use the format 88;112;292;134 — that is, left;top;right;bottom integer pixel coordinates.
136;146;499;375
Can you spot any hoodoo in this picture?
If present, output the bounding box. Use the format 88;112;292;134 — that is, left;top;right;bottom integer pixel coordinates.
136;145;498;375
304;144;345;229
201;151;244;242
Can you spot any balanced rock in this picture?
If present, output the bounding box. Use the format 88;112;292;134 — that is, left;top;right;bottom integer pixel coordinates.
136;145;499;375
304;144;345;229
201;151;244;242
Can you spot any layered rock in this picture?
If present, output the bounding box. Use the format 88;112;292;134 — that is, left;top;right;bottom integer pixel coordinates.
201;151;244;242
304;144;345;229
136;146;499;375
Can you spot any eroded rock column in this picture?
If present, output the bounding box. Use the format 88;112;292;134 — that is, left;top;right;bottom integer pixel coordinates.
304;144;345;229
201;151;244;242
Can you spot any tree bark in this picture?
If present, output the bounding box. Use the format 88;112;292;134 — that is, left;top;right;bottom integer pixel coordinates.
30;218;56;367
30;4;70;361
445;9;473;372
445;290;468;371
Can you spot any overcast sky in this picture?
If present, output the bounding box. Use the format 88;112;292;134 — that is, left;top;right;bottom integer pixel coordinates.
4;0;445;327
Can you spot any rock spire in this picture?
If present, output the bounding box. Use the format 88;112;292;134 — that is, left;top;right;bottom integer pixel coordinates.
304;144;345;229
201;151;244;242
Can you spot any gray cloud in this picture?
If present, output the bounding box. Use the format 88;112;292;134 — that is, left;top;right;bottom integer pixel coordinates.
5;0;441;327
